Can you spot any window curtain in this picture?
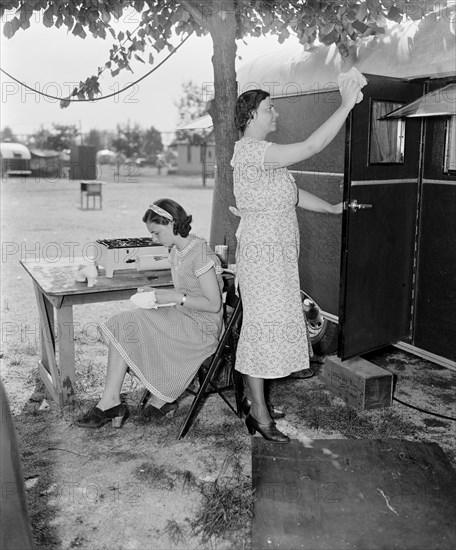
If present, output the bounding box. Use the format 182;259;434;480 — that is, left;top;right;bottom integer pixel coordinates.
370;101;404;163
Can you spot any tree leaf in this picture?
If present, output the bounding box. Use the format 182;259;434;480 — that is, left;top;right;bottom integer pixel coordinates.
357;2;368;20
20;18;31;31
3;21;14;39
72;23;87;39
60;97;71;109
320;28;339;46
352;19;369;34
387;6;403;23
43;6;54;28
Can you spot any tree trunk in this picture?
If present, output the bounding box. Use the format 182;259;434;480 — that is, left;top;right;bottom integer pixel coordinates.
207;1;239;258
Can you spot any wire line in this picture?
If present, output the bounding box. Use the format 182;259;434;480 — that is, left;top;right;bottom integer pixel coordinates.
393;396;456;421
0;33;192;103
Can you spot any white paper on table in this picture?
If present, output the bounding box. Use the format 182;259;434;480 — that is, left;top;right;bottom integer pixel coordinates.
130;291;176;309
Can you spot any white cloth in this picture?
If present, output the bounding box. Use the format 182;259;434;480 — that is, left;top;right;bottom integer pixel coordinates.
337;67;368;103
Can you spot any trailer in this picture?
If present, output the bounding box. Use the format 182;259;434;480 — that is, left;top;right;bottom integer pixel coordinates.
237;7;456;368
0;142;31;177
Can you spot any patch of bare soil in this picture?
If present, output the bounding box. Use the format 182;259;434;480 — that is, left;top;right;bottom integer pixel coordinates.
10;348;455;549
13;379;254;550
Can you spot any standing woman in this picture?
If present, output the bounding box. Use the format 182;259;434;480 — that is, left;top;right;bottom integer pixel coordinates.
231;78;363;443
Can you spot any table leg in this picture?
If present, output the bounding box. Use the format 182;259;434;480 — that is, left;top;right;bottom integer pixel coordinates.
33;284;64;406
55;305;76;402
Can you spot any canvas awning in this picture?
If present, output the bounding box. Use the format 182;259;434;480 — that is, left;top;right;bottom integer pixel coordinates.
383;83;456;118
236;6;456;95
177;114;213;130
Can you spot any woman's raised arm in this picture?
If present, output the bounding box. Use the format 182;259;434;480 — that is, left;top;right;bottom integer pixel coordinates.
264;78;361;169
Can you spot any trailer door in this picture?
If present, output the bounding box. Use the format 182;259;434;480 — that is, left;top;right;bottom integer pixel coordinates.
338;75;423;359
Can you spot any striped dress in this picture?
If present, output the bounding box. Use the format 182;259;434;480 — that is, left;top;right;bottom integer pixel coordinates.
99;236;224;403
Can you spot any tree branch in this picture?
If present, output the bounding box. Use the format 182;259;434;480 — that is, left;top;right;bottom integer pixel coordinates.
180;0;209;30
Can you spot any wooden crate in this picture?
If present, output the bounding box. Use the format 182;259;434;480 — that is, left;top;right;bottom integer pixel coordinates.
322;355;393;410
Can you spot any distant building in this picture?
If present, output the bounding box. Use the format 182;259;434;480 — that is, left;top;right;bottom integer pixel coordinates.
176;137;215;177
0;142;31;177
29;149;63;179
175;116;215;181
96;149;118;165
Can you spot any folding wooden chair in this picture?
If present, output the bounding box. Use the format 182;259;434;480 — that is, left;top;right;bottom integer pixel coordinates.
139;279;244;439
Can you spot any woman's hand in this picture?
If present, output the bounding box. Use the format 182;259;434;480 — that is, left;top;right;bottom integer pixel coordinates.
298;189;344;214
154;289;182;304
339;78;362;111
154;268;221;312
329;202;344;215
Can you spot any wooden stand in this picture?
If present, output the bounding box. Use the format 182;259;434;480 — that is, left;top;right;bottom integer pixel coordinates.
80;181;103;210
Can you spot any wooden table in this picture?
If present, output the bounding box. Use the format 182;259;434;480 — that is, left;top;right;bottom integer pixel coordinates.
21;258;173;407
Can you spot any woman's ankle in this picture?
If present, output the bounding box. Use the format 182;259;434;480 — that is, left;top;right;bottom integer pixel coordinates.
250;403;271;424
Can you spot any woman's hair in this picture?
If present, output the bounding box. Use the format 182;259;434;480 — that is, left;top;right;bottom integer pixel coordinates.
234;89;270;133
142;198;192;237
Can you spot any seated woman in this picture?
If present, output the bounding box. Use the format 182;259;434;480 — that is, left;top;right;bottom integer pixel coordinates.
76;198;224;428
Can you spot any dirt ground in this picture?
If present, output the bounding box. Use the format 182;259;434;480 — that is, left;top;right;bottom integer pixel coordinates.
1;169;455;549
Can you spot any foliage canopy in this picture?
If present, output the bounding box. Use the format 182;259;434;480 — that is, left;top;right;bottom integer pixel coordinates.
1;0;442;244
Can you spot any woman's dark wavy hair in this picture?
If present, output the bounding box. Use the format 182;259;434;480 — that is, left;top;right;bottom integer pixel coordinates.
234;89;270;133
142;198;192;237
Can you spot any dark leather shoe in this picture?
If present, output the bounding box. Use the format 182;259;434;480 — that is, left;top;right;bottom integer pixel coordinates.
292;368;314;379
241;397;285;420
143;401;178;420
75;403;129;428
245;414;290;443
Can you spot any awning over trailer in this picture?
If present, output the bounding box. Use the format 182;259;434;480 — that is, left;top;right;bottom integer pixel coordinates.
177;115;213;130
382;84;456;118
237;6;456;95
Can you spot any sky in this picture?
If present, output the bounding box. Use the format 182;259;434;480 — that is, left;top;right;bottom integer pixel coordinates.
0;7;300;143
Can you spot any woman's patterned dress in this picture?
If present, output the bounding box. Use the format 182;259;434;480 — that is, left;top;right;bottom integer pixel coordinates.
230;136;310;378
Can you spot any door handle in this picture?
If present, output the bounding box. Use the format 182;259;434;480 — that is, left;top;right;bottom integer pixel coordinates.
348;199;373;212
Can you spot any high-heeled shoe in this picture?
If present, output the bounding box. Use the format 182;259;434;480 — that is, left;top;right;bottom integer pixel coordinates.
241;396;285;420
143;401;178;420
245;414;290;443
75;402;129;428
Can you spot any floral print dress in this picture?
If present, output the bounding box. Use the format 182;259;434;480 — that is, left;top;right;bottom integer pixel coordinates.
230;136;310;378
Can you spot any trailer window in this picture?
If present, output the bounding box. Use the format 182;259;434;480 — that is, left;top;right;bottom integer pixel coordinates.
369;100;405;164
444;115;456;173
